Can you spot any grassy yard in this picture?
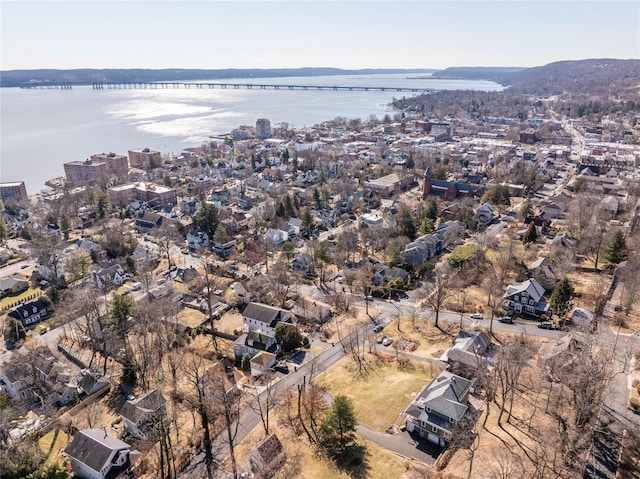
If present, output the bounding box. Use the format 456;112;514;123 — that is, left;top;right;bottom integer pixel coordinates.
0;286;42;311
39;429;70;464
316;354;435;432
234;414;425;479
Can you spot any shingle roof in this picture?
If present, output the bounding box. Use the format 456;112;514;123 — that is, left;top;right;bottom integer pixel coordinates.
64;429;129;473
408;371;474;422
119;389;166;424
243;302;289;328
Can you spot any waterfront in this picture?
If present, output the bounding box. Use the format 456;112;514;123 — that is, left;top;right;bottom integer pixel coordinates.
0;73;503;194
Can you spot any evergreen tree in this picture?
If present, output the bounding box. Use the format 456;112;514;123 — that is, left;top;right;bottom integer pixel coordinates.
320;395;358;460
405;153;415;169
213;224;228;245
482;184;511;206
284;194;294;217
603;230;627;266
275;202;286;218
275;323;304;353
313;187;321;209
60;215;71;240
522;222;537;244
95;193;109;219
281;239;295;261
550;277;574;318
419;217;435;235
519;200;534;220
425;199;439;220
192;202;219;239
397;206;417;239
0;216;7;245
301;207;314;238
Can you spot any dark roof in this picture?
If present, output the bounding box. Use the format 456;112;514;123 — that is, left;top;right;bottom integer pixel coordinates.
243;302;290;328
120;389;166;424
245;331;278;353
64;429;130;473
8;299;47;320
406;371;474;423
251;433;285;466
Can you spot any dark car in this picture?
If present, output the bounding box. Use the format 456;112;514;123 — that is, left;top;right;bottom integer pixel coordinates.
499;316;514;324
373;324;384;333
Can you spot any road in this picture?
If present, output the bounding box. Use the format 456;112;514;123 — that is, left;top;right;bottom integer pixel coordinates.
179;321;374;478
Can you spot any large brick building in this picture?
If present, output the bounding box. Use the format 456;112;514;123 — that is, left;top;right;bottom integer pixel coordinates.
108;182;177;207
90;152;129;176
64;159;108;186
128;148;162;169
0;182;28;204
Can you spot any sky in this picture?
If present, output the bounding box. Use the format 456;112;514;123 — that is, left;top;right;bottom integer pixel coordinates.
1;1;639;71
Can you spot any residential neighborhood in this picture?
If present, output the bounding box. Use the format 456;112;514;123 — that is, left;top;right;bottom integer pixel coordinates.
1;59;640;479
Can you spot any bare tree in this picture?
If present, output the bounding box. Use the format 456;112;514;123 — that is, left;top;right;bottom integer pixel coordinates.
249;376;278;436
494;335;534;426
420;266;455;330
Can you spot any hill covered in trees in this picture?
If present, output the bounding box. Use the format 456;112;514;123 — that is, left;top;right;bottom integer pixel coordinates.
433;58;640;98
0;67;437;88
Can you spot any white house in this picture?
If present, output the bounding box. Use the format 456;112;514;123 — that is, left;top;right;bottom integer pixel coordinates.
250;351;277;377
264;228;288;245
64;429;131;479
91;264;126;290
242;302;293;336
475;202;495;224
187;229;210;252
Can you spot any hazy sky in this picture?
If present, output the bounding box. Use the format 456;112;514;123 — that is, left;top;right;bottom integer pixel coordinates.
2;1;638;71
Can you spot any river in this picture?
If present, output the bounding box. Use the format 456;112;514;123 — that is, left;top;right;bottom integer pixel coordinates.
0;73;503;194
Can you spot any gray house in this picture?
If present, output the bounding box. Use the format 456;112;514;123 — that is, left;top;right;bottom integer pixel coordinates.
242;302;292;336
405;371;475;447
119;389;167;440
64;429;131;479
233;331;279;361
502;278;550;318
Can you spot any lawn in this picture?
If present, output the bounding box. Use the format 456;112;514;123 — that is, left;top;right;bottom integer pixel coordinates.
315;354;434;432
0;286;43;310
39;429;70;464
234;414;423;479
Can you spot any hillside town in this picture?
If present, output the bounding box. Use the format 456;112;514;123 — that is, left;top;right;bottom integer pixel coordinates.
2;79;640;479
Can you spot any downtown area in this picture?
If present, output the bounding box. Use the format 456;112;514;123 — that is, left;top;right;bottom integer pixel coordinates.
1;59;640;479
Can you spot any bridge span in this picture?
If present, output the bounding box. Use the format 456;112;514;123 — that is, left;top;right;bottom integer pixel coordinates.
21;81;431;94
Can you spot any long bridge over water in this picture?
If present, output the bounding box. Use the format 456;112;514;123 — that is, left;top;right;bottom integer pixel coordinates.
20;81;432;94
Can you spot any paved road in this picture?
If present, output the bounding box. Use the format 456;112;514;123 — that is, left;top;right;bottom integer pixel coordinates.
179;324;374;478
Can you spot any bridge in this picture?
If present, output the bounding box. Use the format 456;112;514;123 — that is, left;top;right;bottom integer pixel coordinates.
20;81;431;94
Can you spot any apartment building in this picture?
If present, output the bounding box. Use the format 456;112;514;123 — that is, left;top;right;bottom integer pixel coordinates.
128;147;162;169
0;181;28;204
64;159;108;186
108;182;177;207
90;152;129;176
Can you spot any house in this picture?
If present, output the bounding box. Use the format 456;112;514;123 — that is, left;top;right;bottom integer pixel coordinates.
264;228;288;245
475;202;495;224
187;229;210;252
403;233;444;266
291;253;314;277
7;299;48;327
538;334;589;380
233;331;279;361
131;246;159;267
91;264;126;290
372;263;409;287
528;257;557;291
242;302;293;336
422;167;484;201
250;351;277;377
292;298;332;324
212;240;237;259
77;370;110;396
250;433;286;478
134;211;163;232
502;278;550;318
230;281;252;305
440;330;490;369
36;253;66;282
404;371;476;447
0;275;29;298
64;429;131;479
76;238;107;262
119;389;167;440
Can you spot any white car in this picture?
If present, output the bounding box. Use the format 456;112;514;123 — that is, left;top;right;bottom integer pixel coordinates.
470;313;484;320
382;337;393;347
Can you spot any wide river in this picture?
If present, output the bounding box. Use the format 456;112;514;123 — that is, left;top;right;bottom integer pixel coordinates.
0;73;503;194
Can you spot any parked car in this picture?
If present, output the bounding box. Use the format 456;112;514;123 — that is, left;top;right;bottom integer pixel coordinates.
376;335;386;344
470;313;484;320
131;282;142;291
382;337;393;347
537;321;558;330
373;324;384;333
498;316;514;324
273;361;289;374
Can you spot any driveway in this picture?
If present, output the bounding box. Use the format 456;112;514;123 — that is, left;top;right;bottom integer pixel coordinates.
356;424;441;466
